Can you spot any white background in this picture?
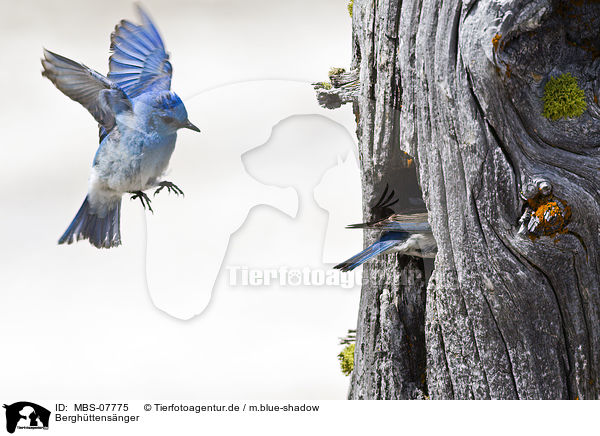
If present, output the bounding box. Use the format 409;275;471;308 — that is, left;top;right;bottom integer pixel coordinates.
0;0;365;400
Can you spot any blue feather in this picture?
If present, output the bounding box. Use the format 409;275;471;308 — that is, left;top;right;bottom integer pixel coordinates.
59;196;122;248
334;232;409;272
108;5;172;98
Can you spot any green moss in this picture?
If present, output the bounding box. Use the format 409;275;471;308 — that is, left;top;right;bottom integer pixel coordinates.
321;82;332;90
347;0;354;17
329;67;346;77
542;73;587;120
338;343;355;376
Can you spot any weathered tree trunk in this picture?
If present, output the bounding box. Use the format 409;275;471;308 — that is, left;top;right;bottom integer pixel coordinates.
345;0;431;399
347;0;600;399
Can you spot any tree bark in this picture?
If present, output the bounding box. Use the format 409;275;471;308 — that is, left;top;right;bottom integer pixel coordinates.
344;0;431;399
348;0;600;399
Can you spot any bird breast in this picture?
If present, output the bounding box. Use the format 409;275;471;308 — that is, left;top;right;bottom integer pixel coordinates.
139;133;177;188
92;127;176;194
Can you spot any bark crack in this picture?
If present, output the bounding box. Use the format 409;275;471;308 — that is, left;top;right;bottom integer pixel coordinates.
465;68;519;186
520;255;573;398
450;0;462;71
435;305;455;399
481;291;520;398
571;254;595;397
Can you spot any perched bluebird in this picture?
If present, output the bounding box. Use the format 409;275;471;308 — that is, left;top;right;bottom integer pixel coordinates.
334;212;437;272
42;5;199;249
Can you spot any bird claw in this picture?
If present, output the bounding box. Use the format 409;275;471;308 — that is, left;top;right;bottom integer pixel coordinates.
130;190;154;213
154;181;184;197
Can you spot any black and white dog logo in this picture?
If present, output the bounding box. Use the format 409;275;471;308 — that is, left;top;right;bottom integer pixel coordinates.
3;402;50;433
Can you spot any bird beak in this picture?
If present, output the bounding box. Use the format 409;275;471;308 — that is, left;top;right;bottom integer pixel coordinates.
182;119;200;132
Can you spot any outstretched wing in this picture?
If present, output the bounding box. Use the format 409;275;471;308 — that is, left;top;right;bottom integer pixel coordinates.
108;5;172;98
346;212;431;232
42;49;131;136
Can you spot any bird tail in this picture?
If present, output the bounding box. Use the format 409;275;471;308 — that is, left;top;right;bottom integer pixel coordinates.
58;196;122;249
334;233;406;272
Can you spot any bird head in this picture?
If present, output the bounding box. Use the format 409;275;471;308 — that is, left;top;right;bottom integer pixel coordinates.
152;91;200;133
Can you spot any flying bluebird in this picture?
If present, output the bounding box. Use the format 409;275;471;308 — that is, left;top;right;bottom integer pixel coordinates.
42;5;199;249
334;212;437;272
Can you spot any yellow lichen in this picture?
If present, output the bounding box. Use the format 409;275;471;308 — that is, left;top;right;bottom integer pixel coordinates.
329;67;346;77
542;73;587;120
338;343;355;376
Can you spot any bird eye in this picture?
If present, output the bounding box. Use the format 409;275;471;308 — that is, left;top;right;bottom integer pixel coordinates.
163;116;175;124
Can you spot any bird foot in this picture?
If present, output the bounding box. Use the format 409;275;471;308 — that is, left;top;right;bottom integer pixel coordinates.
130;190;154;213
154;181;184;197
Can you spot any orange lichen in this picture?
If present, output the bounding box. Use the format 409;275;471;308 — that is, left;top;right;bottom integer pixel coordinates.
527;195;572;240
535;200;562;222
492;33;502;52
505;64;511;78
535;200;559;216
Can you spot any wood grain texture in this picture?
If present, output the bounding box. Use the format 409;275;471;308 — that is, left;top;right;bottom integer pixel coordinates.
347;0;429;400
349;0;600;399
